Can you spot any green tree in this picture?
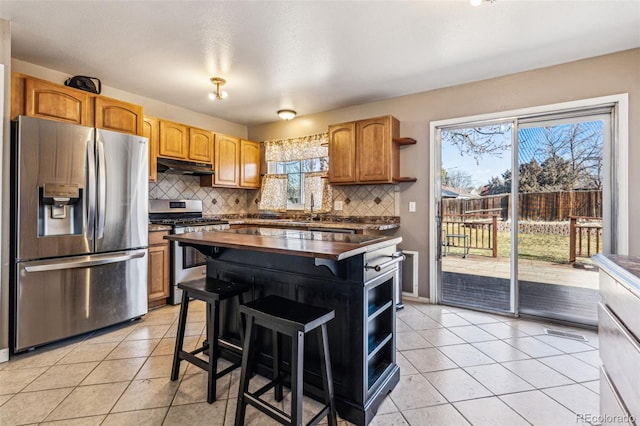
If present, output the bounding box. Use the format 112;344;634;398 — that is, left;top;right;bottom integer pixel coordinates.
518;159;542;193
538;155;575;191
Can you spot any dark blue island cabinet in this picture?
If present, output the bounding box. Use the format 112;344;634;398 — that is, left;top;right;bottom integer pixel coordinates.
168;228;403;425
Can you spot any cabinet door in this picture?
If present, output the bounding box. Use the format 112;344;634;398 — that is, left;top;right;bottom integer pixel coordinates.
188;127;214;163
159;120;188;159
143;116;159;182
357;116;391;183
214;134;240;187
148;240;170;306
328;122;357;184
95;96;143;136
240;139;261;188
25;77;92;126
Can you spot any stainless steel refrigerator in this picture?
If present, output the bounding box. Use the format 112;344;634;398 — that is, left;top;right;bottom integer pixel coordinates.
11;116;149;353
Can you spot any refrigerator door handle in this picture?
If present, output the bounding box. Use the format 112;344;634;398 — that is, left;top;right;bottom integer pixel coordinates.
23;250;146;273
96;138;106;240
86;135;96;241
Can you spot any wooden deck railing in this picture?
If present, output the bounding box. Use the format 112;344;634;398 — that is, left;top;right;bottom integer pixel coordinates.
569;216;602;263
441;214;498;257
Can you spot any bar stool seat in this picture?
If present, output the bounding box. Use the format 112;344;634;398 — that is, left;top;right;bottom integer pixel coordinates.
171;277;248;403
235;295;337;426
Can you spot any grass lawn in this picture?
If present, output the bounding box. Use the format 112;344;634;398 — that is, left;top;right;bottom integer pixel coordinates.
445;231;597;265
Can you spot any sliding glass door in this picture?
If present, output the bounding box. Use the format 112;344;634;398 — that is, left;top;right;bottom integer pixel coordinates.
438;121;516;314
516;112;610;325
436;106;613;325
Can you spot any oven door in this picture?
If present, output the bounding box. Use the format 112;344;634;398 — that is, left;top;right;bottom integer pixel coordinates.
171;235;208;304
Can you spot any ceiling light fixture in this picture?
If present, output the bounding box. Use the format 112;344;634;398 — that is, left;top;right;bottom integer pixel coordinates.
209;77;228;100
277;109;296;120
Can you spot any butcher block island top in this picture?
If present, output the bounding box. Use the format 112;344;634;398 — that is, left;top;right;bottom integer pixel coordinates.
166;227;402;260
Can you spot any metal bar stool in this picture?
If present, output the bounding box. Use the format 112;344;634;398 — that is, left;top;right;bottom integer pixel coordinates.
170;277;248;403
235;295;337;426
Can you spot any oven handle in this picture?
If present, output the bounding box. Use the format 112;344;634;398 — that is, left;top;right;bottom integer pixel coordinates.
365;253;406;272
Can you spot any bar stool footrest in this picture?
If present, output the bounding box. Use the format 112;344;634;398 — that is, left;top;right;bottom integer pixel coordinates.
244;392;290;425
308;406;331;426
190;344;208;356
179;351;209;372
216;362;241;379
244;390;332;426
253;376;283;398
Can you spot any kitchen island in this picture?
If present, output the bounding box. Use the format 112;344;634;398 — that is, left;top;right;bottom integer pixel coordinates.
167;228;403;425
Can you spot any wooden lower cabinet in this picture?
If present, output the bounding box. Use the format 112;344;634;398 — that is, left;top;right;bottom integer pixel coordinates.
148;231;170;308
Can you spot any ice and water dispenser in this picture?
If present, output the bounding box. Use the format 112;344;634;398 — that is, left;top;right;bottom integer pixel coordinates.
38;183;83;236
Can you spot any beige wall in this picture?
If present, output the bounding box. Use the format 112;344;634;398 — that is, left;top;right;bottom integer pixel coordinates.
11;59;248;138
248;48;640;298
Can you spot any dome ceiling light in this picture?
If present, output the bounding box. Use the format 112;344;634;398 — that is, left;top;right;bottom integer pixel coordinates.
277;109;296;120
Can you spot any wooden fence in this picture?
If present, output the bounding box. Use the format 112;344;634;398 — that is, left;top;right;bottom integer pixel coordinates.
442;190;602;222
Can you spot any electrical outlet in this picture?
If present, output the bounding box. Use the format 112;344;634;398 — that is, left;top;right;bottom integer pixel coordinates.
334;200;344;211
409;201;416;212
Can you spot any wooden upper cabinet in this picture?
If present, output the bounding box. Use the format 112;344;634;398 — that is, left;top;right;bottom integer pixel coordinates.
356;116;393;183
143;116;159;182
24;77;92;126
12;73;147;137
201;136;261;189
158;120;189;160
329;115;406;185
94;96;143;135
240;139;261;188
188;127;214;164
328;122;357;184
213;134;240;187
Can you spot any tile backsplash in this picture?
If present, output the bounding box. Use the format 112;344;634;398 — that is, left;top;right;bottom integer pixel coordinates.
150;174;258;216
150;174;399;217
332;185;400;217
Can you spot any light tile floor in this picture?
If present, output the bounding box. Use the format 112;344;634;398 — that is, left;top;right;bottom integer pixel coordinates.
0;301;600;425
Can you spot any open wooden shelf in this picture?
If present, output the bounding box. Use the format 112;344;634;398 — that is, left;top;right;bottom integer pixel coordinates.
393;137;416;145
393;177;417;183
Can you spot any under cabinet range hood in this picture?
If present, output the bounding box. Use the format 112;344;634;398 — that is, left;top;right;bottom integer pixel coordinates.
156;158;213;175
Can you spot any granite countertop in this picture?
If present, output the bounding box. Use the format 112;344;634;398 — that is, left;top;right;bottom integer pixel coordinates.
224;218;399;231
166;227;402;261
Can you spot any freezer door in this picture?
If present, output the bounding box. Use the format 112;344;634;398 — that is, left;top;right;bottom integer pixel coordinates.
14;250;148;352
95;129;148;253
15;116;94;260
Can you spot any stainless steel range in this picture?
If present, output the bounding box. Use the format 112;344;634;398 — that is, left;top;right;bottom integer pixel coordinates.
149;199;229;304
